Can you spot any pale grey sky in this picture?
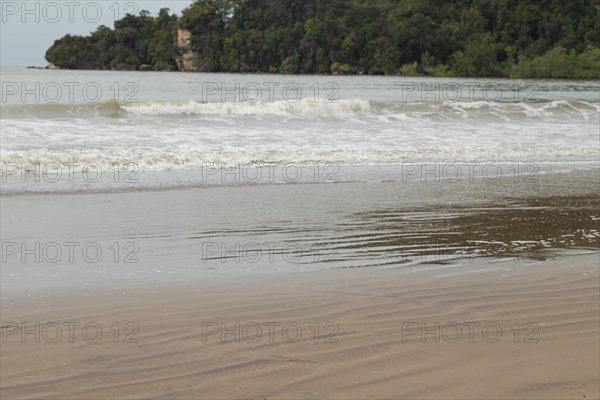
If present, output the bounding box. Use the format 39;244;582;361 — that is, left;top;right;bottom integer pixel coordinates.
0;1;193;66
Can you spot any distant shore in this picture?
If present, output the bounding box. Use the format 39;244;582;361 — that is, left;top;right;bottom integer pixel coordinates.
14;65;600;80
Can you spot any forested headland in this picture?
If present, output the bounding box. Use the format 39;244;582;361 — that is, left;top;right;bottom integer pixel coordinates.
45;0;600;78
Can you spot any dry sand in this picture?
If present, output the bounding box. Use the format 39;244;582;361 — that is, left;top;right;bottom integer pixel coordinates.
1;252;599;399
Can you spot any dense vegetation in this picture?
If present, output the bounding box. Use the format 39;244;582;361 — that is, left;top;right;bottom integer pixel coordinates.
46;9;179;71
46;0;600;78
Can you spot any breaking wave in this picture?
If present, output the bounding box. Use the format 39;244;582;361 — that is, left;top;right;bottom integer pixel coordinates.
2;98;598;121
122;98;371;118
2;147;598;172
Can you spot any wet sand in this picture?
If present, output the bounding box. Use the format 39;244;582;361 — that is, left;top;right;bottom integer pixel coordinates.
2;171;599;291
1;252;598;399
1;173;599;398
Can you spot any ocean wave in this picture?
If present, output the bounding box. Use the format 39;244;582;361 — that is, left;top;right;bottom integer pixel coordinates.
2;98;598;121
2;147;598;172
382;99;600;121
121;98;372;118
0;101;123;119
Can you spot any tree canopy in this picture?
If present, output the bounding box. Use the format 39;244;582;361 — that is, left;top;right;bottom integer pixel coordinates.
45;0;600;78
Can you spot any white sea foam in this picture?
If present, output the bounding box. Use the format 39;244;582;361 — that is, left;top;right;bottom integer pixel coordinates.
1;72;598;192
3;98;597;121
2;146;598;172
121;98;372;118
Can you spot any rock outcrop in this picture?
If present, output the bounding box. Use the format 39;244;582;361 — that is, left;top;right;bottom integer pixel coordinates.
174;29;198;72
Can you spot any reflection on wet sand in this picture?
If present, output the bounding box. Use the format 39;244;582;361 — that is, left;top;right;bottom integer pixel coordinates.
310;195;600;267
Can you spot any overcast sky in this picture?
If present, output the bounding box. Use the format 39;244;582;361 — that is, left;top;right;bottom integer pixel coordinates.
0;1;193;66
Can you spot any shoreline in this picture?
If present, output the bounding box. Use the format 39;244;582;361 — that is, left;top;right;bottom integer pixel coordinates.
2;246;598;301
6;66;600;81
2;166;599;197
2;175;598;293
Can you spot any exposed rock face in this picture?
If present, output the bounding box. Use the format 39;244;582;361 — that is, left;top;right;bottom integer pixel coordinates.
174;29;198;71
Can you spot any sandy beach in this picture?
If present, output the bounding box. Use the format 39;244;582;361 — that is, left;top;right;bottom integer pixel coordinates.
1;250;598;399
2;172;599;398
1;67;599;399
